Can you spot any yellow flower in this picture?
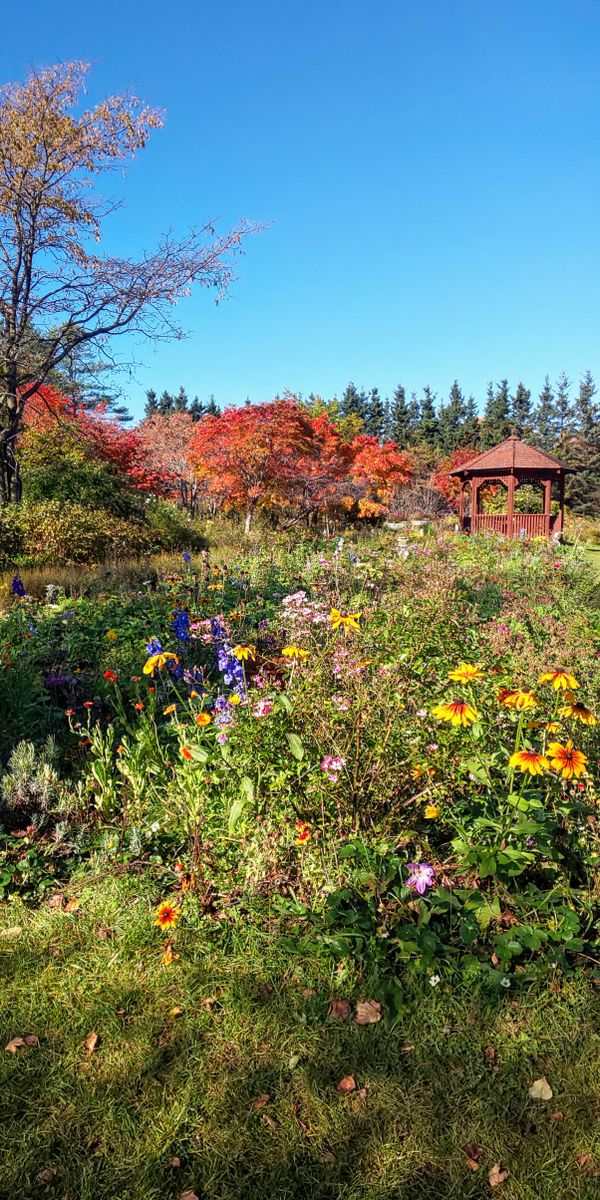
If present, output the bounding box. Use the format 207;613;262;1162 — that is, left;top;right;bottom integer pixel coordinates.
432;699;478;727
547;740;587;779
282;645;309;659
447;663;484;683
498;687;538;711
539;670;580;691
105;629;118;640
230;694;242;706
190;690;200;700
560;697;596;725
411;763;435;780
509;749;549;776
163;704;177;715
143;652;179;675
195;712;212;726
330;608;361;633
232;644;256;661
154;901;181;930
424;804;440;819
162;940;179;965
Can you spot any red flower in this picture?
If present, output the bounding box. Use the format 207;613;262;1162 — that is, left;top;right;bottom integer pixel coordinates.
133;701;144;711
181;745;193;760
103;670;118;682
83;701;94;709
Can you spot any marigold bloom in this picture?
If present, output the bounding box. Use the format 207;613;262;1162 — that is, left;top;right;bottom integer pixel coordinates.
498;687;538;711
560;698;597;725
432;699;478;727
154;901;181;930
181;745;193;760
105;629;118;640
509;749;549;776
163;704;177;715
447;663;484;683
330;608;361;632
133;701;144;711
143;652;180;675
539;670;580;691
232;644;256;661
547;740;587;779
282;645;309;659
295;821;312;845
424;804;440;819
103;669;118;682
195;712;212;726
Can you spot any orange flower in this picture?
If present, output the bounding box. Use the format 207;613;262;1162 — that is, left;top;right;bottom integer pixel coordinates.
432;699;478;727
498;688;538;711
154;900;181;930
103;669;118;682
163;704;177;715
134;701;144;711
547;740;587;779
195;712;212;726
539;670;580;691
509;749;549;776
411;763;435;780
447;663;484;683
295;821;312;845
181;745;194;760
560;697;596;726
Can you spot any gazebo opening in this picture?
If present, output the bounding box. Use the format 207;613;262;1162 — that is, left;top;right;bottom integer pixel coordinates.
450;434;576;539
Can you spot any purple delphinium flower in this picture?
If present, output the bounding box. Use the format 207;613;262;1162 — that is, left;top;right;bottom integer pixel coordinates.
182;550;192;564
171;608;191;643
11;575;25;597
406;862;435;895
211;617;246;698
146;637;163;655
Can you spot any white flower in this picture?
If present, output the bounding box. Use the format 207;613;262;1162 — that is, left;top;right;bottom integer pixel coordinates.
429;974;441;987
500;977;511;988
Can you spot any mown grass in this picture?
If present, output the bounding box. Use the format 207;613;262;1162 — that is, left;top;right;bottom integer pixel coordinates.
1;872;599;1200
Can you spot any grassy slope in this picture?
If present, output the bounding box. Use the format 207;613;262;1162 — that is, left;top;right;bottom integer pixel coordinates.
1;874;599;1200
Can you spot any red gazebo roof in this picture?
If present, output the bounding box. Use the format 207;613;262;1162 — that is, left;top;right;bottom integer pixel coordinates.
449;435;575;476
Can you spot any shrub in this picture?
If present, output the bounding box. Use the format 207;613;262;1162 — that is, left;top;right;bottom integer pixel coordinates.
12;500;151;564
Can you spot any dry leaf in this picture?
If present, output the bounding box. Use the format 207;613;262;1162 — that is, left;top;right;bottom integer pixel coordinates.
0;925;22;938
336;1075;357;1094
550;1110;564;1122
47;893;65;910
84;1030;99;1054
292;1102;309;1133
528;1075;553;1101
354;1000;382;1025
36;1168;56;1183
249;1092;270;1110
488;1162;510;1187
328;999;351;1020
170;1005;184;1018
23;1034;39;1046
575;1153;592;1168
169;1156;181;1168
401;1043;416;1054
5;1035;37;1053
64;897;80;913
180;1191;199;1200
356;1087;368;1102
465;1157;480;1172
464;1143;484;1162
261;1112;278;1129
485;1045;497;1063
202;997;217;1011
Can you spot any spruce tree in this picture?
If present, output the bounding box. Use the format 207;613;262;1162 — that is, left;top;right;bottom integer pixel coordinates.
510;381;533;439
339;381;367;426
480;380;512;448
388;384;415;448
438;380;468;452
534;376;558;450
363;387;387;440
205;394;220;416
144;388;159;417
415;386;440;450
563;372;600;514
554;371;574;439
174;385;189;413
158;389;174;415
462;394;480;447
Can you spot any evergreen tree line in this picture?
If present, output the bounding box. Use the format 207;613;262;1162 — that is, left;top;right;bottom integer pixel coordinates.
144;386;220;421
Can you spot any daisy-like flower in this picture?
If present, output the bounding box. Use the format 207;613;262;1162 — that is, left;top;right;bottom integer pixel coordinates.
154;900;182;930
547;740;587;779
560;696;597;725
143;652;180;675
133;701;144;711
83;700;94;709
282;645;309;659
232;644;256;661
509;749;549;776
539;670;580;691
103;669;118;682
195;712;212;726
498;687;538;711
295;821;312;845
105;629;118;640
406;862;435;894
181;745;194;760
432;699;478;727
163;704;177;715
411;763;435;780
424;804;440;819
447;663;484;683
330;608;361;633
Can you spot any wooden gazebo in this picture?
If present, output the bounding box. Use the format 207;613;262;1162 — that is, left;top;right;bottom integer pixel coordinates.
450;435;575;539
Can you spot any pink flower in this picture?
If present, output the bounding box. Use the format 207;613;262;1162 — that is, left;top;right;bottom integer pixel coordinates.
321;755;346;782
406;862;435;895
252;698;274;718
332;694;350;711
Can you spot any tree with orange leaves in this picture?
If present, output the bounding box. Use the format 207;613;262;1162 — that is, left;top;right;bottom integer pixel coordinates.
349;435;413;518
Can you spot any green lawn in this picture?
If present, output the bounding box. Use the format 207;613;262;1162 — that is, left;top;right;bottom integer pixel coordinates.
1;873;599;1200
584;546;600;575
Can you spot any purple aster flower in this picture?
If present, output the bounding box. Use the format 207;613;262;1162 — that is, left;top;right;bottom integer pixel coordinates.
406;862;435;895
11;575;25;597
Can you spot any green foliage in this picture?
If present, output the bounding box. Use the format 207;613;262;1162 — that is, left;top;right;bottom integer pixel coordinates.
19;424;144;519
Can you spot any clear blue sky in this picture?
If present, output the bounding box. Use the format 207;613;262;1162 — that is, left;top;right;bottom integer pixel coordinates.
4;1;600;419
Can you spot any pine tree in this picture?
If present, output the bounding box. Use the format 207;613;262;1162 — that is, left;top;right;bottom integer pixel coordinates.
554;371;574;439
510;381;533;439
563;371;600;514
462;394;480;447
174;385;189;413
339;381;367;426
438;380;468;452
388;384;414;448
158;390;174;415
188;395;205;421
415;386;440;450
144;389;159;417
363;387;387;440
480;380;512;448
534;376;558;450
205;394;220;417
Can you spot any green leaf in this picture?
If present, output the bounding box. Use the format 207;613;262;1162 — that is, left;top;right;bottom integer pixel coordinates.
240;775;254;805
286;732;304;760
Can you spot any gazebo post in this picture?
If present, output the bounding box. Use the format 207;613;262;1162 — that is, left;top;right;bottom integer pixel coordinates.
471;478;480;532
543;478;552;537
557;474;565;535
507;474;515;539
458;481;465;529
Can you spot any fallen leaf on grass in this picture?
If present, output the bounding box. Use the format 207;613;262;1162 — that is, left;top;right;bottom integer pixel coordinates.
354;1000;381;1025
180;1191;199;1200
47;893;65;910
356;1087;368;1102
35;1168;56;1183
528;1075;553;1101
465;1158;480;1172
261;1112;278;1129
169;1156;181;1168
574;1153;592;1168
336;1075;357;1094
292;1102;309;1133
249;1093;270;1110
5;1035;38;1053
401;1043;416;1054
488;1162;510;1187
170;1005;184;1018
64;897;80;913
202;996;217;1011
463;1143;484;1163
550;1110;564;1121
485;1045;497;1064
83;1031;99;1054
0;925;22;939
328;999;351;1020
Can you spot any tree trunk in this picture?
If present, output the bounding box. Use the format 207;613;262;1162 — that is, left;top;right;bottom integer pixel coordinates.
244;500;255;534
0;388;22;504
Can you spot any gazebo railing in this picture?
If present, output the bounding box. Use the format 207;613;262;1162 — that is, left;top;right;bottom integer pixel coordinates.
470;512;550;538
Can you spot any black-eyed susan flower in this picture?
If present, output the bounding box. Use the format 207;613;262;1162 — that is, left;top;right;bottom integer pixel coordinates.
424;804;441;819
232;644;256;661
143;651;180;675
547;740;587;779
498;687;538;711
282;645;309;659
295;821;312;845
560;696;597;725
154;901;181;930
447;663;484;683
539;670;580;691
432;699;478;727
330;608;361;632
509;749;549;776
